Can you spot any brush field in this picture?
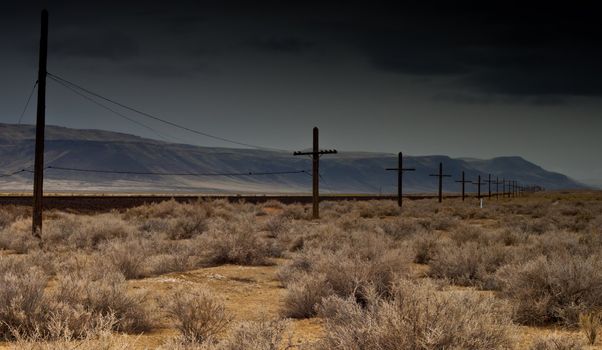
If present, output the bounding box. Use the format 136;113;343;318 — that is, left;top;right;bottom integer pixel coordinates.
1;192;602;349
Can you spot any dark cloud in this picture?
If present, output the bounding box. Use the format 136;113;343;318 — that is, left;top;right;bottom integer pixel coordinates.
249;37;315;53
5;1;602;97
340;3;602;97
51;31;139;61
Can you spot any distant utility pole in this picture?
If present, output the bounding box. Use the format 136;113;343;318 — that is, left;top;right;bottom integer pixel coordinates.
494;176;501;200
385;152;415;207
484;174;493;199
455;171;470;201
472;175;486;200
509;180;514;198
293;127;337;219
429;162;451;203
32;9;48;238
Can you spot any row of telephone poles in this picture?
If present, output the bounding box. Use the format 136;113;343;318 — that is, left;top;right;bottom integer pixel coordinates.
388;156;540;208
291;127;540;220
26;10;542;235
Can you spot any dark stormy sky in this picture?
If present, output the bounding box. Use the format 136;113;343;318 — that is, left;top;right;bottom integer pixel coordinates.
1;1;601;184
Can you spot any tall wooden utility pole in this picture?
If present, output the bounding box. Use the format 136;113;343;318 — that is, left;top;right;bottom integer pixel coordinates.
494;176;501;200
32;9;48;237
386;152;415;207
455;171;470;201
429;162;451;203
472;175;486;199
484;174;492;199
293;127;337;219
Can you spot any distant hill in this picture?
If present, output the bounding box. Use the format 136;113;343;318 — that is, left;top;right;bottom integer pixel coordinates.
0;123;587;193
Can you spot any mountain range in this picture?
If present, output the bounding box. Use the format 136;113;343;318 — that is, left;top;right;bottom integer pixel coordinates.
0;123;586;193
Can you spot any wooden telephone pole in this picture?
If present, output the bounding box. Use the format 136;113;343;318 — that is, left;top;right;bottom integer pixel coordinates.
494;176;502;199
386;152;415;207
472;175;486;199
32;9;48;237
429;162;451;203
484;174;493;199
293;127;337;219
455;171;470;201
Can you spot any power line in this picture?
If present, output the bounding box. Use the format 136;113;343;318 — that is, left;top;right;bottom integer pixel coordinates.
17;81;38;124
49;77;182;143
46;165;309;177
47;73;288;152
0;169;33;178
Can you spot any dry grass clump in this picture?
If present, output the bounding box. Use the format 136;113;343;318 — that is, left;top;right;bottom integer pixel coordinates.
165;288;232;344
101;239;148;279
42;213;137;250
417;213;458;231
279;203;309;220
0;219;40;253
221;318;288;350
314;280;515;350
429;242;512;289
579;310;601;345
529;334;584;350
411;231;441;264
1;259;148;341
379;218;423;240
280;239;410;318
0;268;48;340
201;215;280;266
0;206;29;230
496;254;602;326
54;270;152;333
352;200;400;218
159;318;289;350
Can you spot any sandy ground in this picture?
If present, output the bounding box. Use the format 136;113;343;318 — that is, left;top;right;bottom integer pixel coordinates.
1;205;601;349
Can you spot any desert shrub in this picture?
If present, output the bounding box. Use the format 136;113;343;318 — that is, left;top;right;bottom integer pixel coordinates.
0;268;47;339
263;216;290;238
279;204;309;220
280;244;409;318
529;334;584;350
417;214;457;231
101;239;148;279
145;240;200;275
165;289;231;343
7;313;134;349
496;254;602;326
0;223;39;253
411;232;441;264
314;280;515;350
530;231;591;258
354;200;399;218
282;273;334;318
43;213;137;250
202;215;277;266
54;270;152;333
429;242;511;289
379;219;422;240
223;319;288;350
262;199;284;209
0;206;29;230
449;225;487;245
503;216;556;235
166;212;209;240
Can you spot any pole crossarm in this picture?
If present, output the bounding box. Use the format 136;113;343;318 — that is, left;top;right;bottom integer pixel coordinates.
455;171;470;201
293;150;338;156
292;127;337;219
429;162;451;203
385;152;415;207
471;175;486;199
